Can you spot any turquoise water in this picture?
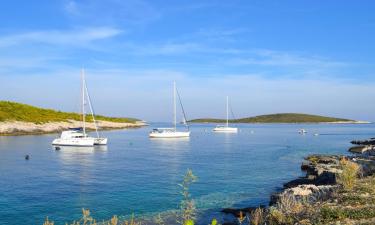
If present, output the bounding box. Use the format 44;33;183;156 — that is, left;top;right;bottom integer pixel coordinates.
0;123;374;225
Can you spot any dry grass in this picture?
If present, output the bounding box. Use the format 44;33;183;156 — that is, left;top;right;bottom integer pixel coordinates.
267;207;286;225
250;207;265;225
337;158;361;190
276;194;304;215
44;209;141;225
43;217;54;225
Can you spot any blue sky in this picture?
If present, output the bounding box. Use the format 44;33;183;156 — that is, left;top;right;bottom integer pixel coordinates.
0;0;375;121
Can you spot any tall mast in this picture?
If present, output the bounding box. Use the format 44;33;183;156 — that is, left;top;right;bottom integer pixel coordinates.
81;69;86;136
173;81;176;131
84;78;100;138
226;96;229;127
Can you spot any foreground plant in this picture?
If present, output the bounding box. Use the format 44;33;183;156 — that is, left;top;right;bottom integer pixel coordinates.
250;207;265;225
337;158;361;190
43;170;199;225
178;169;198;225
43;208;141;225
43;217;54;225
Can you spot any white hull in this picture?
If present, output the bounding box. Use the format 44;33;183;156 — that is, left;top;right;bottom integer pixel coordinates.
149;131;190;138
213;127;238;133
94;138;108;145
52;138;95;146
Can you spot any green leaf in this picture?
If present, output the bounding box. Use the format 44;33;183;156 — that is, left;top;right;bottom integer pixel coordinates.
184;219;194;225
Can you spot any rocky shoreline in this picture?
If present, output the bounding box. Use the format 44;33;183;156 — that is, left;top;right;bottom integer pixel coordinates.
0;120;147;136
221;140;375;224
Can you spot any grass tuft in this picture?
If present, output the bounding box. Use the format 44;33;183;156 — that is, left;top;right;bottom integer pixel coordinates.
337;158;361;190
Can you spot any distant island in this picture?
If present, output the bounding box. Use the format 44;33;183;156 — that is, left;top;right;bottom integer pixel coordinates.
0;101;145;135
189;113;369;124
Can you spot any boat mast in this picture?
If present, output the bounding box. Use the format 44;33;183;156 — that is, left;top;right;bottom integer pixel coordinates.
81;69;86;136
84;78;100;138
226;96;229;128
173;81;177;131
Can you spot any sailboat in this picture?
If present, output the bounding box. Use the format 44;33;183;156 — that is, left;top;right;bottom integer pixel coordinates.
52;69;108;146
213;96;238;133
149;82;190;138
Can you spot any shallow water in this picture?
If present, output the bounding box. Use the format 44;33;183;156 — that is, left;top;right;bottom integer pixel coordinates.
0;123;374;225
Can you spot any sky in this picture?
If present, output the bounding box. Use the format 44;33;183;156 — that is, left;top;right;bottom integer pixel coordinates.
0;0;375;122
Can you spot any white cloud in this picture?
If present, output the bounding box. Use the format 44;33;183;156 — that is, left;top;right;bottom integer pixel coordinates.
63;0;161;25
2;69;374;122
64;0;79;15
228;49;347;68
0;27;122;47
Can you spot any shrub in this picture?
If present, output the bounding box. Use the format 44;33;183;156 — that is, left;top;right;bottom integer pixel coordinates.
250;207;265;225
267;207;285;225
277;194;303;215
337;158;361;190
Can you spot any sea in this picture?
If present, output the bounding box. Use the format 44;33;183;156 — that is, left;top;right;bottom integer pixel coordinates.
0;123;374;225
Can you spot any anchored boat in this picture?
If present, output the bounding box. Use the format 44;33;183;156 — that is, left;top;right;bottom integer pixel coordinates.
213;96;238;133
149;82;190;138
52;69;108;146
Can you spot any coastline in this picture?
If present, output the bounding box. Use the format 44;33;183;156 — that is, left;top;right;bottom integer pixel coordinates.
221;144;375;224
325;120;371;124
190;120;371;124
0;120;147;136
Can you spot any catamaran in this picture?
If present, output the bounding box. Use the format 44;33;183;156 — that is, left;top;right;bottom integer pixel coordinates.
52;69;108;146
149;82;190;138
213;96;238;133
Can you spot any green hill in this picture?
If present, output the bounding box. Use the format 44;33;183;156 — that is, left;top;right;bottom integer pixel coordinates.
189;113;355;123
0;101;139;124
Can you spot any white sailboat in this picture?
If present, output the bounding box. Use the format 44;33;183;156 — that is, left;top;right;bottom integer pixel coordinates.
213;96;238;133
52;69;108;146
149;82;190;138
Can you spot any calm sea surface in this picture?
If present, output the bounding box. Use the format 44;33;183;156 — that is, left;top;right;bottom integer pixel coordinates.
0;123;374;225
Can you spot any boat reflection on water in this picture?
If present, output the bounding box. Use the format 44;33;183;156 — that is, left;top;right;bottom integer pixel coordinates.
149;136;191;176
149;136;190;149
53;145;108;165
53;145;107;152
150;136;191;153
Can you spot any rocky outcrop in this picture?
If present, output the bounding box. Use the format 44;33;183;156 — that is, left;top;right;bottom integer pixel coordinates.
351;138;375;145
270;184;338;205
220;147;375;224
284;155;342;188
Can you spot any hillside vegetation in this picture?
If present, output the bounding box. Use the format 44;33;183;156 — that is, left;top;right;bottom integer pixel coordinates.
190;113;354;123
0;101;138;124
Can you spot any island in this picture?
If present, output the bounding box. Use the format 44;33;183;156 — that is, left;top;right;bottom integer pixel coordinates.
189;113;369;124
0;101;146;135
